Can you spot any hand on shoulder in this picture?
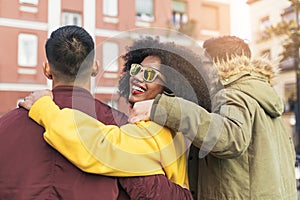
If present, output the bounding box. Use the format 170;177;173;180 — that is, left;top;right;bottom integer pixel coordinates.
19;89;53;110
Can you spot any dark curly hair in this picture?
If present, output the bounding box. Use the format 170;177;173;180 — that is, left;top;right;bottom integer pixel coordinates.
118;36;212;111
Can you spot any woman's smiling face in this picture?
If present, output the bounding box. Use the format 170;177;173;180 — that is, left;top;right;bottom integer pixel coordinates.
129;56;165;103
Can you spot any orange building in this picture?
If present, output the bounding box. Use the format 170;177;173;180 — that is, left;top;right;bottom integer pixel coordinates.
0;0;230;115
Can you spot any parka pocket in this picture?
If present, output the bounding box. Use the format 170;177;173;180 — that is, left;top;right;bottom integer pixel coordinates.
220;105;245;125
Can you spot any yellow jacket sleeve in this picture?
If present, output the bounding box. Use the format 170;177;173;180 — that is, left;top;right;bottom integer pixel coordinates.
29;96;188;187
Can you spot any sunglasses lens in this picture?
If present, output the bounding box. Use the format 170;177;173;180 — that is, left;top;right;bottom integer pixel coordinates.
130;64;141;76
144;69;157;82
130;64;160;83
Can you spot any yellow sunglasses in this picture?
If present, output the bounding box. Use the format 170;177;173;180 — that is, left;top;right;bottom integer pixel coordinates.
129;63;164;83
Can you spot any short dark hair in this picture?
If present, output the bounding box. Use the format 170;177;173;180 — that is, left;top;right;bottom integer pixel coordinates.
203;36;251;62
45;25;95;82
118;37;212;111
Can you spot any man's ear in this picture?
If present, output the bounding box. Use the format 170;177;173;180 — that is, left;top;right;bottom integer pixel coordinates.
91;60;100;77
43;62;53;80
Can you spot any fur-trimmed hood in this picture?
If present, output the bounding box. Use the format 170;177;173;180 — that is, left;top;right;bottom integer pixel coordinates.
211;56;283;117
214;55;279;82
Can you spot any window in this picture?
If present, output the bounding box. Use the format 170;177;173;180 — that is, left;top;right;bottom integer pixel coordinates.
102;42;119;72
19;0;38;5
136;0;154;21
103;0;118;17
172;1;187;29
18;33;38;67
62;11;82;26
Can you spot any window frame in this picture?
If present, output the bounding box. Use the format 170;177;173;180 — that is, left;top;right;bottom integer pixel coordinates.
135;0;154;22
61;11;82;26
103;0;118;17
18;33;38;67
102;42;119;72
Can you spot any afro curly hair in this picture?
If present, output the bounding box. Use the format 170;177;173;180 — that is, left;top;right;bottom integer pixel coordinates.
118;36;212;112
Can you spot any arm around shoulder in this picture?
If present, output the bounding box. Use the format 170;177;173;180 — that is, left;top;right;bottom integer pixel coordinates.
151;94;212;141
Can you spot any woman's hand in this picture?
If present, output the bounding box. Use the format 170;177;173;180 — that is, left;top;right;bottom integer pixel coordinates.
128;99;154;123
19;89;53;110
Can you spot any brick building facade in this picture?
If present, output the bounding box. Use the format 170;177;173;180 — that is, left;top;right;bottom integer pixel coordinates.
0;0;230;115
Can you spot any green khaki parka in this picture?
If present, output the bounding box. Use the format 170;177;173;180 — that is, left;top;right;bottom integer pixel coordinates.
151;56;297;200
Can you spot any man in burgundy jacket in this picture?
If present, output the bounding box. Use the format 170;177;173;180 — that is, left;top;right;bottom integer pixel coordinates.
0;25;192;199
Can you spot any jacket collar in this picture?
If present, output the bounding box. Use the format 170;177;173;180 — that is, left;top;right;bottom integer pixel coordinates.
213;55;279;85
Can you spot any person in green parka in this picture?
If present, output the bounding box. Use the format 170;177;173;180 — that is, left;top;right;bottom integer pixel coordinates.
129;35;298;199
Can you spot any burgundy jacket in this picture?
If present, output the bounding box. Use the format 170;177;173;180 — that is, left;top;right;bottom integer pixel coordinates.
0;86;192;200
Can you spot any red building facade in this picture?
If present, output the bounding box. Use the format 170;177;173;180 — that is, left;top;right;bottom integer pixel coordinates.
0;0;230;115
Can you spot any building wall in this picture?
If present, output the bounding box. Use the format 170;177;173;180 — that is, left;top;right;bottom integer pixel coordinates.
247;0;290;57
0;26;47;84
0;0;231;116
194;0;231;40
247;0;296;103
247;0;297;140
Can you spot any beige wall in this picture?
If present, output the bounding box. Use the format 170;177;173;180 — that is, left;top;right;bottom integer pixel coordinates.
248;0;290;57
247;0;297;140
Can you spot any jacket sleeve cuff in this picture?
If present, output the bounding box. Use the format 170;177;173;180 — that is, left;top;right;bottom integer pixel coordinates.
151;94;182;131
